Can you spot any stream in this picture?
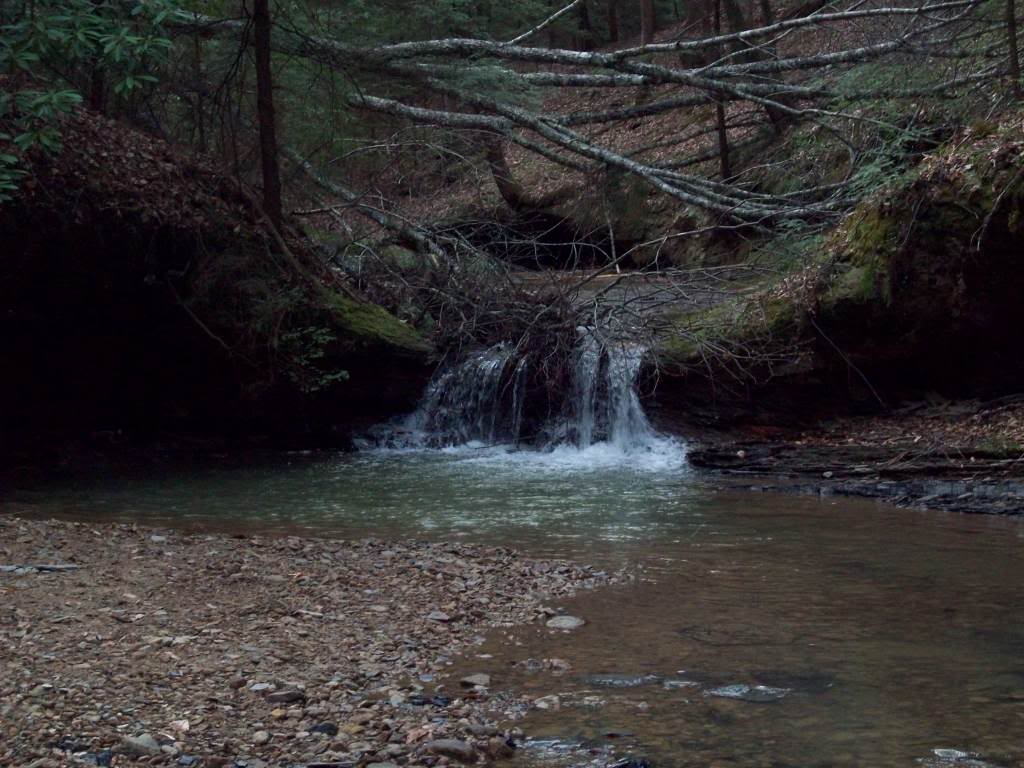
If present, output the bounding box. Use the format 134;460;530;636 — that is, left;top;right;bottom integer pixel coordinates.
4;338;1024;767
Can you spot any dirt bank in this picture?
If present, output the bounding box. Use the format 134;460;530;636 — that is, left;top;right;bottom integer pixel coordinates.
0;517;617;767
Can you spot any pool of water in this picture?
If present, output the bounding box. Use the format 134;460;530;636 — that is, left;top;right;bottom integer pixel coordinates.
5;442;1024;767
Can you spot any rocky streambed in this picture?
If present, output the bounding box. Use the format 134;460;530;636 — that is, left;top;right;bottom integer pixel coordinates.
0;517;618;768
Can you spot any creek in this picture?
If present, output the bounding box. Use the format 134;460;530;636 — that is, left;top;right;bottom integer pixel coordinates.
4;337;1024;768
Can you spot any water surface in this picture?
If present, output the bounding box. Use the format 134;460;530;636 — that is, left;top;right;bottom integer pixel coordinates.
5;444;1024;767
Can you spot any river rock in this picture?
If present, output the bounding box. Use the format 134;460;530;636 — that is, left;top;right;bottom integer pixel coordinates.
582;673;661;688
266;689;306;704
534;695;561;710
310;722;338;736
427;610;452;622
707;684;790;703
922;748;996;767
663;678;700;690
425;739;477;763
485;737;515;759
121;734;161;756
545;615;585;630
0;517;618;768
460;673;491;688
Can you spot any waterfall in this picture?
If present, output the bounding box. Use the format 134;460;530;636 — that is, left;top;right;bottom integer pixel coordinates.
394;343;518;447
566;335;657;450
361;333;671;455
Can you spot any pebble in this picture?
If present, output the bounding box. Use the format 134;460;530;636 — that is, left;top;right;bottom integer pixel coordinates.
425;739;478;763
266;689;306;704
0;517;617;768
120;734;161;756
546;615;586;630
707;684;790;703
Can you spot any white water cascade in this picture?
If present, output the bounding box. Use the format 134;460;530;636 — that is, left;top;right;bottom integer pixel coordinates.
362;334;681;465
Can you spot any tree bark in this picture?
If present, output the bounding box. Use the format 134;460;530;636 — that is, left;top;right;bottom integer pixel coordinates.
1008;0;1022;98
640;0;655;44
607;0;620;42
577;0;594;50
252;0;283;231
713;0;732;180
485;135;529;209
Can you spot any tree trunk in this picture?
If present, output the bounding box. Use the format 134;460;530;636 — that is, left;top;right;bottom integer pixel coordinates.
1009;0;1022;98
713;0;732;180
759;0;775;24
485;135;528;210
607;0;620;42
192;33;207;152
640;0;655;44
578;0;594;50
720;0;747;34
88;66;106;113
252;0;283;231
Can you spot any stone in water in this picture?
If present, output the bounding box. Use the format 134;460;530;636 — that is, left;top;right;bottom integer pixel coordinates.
546;615;585;630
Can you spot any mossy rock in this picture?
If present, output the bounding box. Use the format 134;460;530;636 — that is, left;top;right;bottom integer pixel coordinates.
650;113;1024;421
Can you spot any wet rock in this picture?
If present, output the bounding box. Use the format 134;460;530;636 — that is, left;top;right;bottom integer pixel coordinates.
534;695;561;710
707;684;790;703
310;723;339;737
582;673;662;688
121;734;161;756
662;679;700;690
176;757;198;767
485;737;515;759
921;748;997;767
408;694;451;707
425;739;477;763
545;615;585;630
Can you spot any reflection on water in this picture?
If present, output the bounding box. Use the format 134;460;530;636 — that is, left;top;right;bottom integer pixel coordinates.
5;446;1024;767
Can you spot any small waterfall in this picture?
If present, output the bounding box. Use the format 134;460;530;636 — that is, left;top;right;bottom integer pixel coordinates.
509;356;529;445
395;343;518;447
363;333;672;456
560;336;659;450
573;335;602;448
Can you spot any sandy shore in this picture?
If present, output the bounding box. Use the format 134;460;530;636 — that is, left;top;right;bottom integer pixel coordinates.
1;517;614;767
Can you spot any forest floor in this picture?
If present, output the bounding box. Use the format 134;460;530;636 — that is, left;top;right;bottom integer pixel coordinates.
686;398;1024;515
0;517;616;768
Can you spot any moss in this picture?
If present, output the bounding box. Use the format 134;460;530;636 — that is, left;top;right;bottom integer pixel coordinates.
324;293;431;355
655;293;802;368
